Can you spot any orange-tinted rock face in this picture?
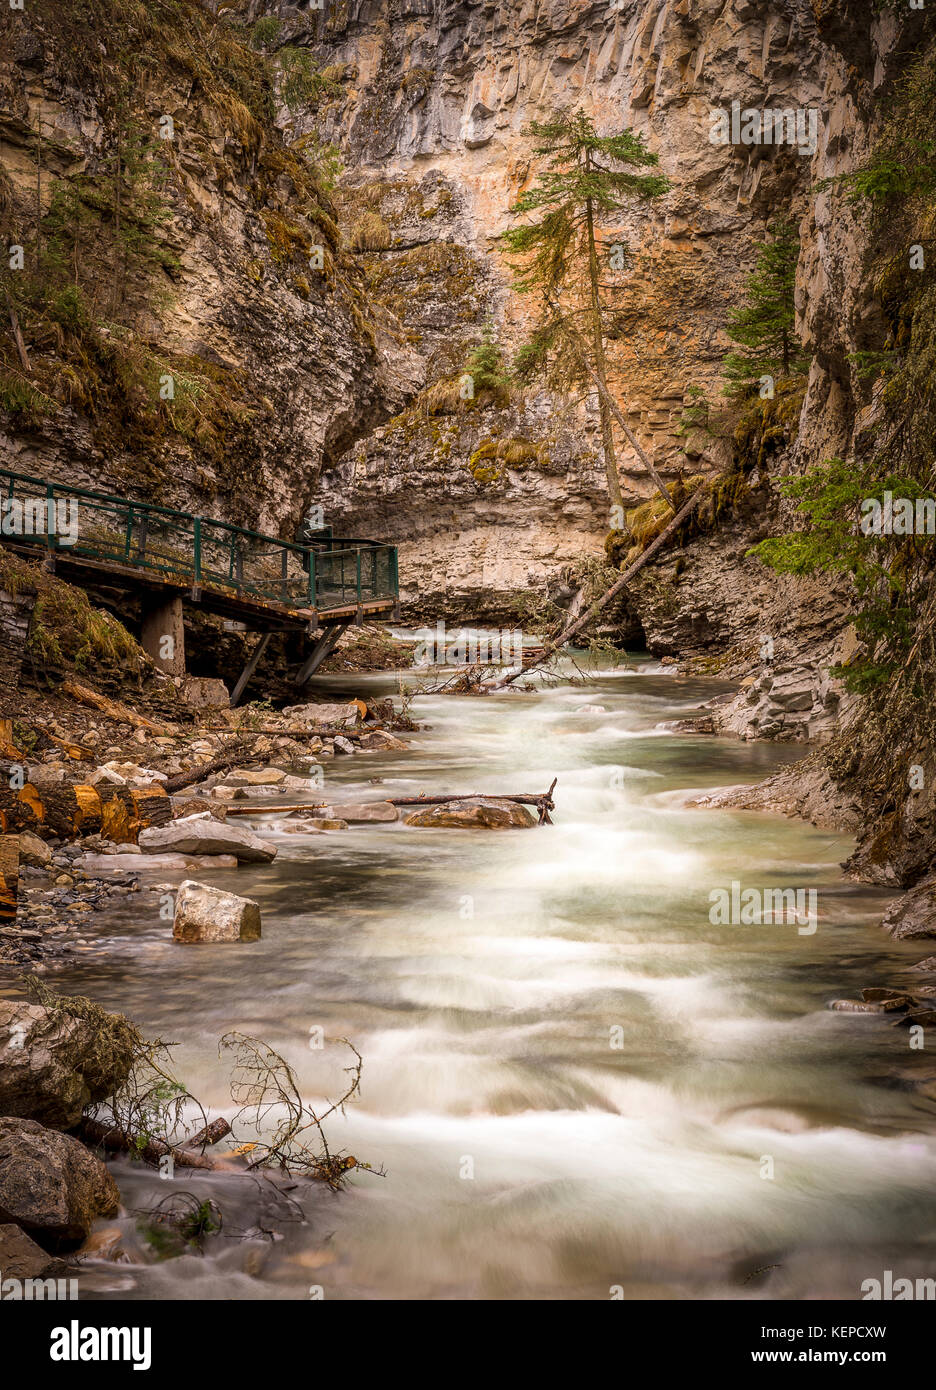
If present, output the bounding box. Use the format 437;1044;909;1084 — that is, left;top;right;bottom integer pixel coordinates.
292;0;907;614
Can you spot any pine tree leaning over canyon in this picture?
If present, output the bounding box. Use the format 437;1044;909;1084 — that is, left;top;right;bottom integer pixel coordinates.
502;110;669;514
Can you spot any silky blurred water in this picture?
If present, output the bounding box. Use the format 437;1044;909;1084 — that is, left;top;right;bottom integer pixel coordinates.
11;652;936;1300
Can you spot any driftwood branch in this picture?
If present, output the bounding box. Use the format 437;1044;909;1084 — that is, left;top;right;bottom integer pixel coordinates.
79;1115;231;1171
485;487;708;691
5;291;30;374
62;677;165;733
163;739;258;794
388;779;558;824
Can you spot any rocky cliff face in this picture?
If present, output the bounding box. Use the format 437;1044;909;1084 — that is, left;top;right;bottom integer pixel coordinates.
1;1;912;618
0;0;419;535
286;0;908;626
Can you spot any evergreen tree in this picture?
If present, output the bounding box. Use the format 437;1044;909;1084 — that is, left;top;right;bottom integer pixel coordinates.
501;110;669;511
465;318;509;395
722;217;808;395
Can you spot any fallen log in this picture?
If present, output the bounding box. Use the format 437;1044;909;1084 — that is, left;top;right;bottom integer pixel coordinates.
62;677;166;733
0;778;171;842
79;1116;224;1171
388;780;558;825
162;727;384;794
163;739;258;794
485;486;708;691
0;833;19;922
176;1117;232;1153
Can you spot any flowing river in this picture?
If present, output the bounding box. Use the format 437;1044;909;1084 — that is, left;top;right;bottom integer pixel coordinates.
17;650;936;1300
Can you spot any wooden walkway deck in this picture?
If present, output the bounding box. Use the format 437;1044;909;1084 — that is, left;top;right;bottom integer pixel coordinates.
0;467;399;700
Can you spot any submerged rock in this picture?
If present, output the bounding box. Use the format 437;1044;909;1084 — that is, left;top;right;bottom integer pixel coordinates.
329;802;399;823
404;797;537;829
172;880;262;943
0;1117;120;1250
139;818;276;863
0;1000;136;1130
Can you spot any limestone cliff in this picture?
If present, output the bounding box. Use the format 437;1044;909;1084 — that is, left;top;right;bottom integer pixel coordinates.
285;0;911;626
0;0;419;535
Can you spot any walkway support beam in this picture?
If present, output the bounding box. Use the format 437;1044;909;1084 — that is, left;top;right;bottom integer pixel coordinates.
231;631;272;708
140;595;185;676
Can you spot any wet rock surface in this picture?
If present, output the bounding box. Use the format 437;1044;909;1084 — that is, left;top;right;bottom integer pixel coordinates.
0;1117;120;1250
404;797;537;830
0;1000;135;1130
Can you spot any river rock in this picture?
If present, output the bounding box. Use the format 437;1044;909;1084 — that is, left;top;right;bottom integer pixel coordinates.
281;702;361;729
0;1000;136;1130
138;819;276;863
404;797;537;829
0;1222;67;1279
180;676;230;708
881;876;936;940
172;879;262;943
357;731;410;751
333;736;355;754
226;767;286;786
0;1117;120;1249
14;831;51;869
329;802;399;823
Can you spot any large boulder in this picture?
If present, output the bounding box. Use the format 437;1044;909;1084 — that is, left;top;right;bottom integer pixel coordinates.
139;817;276;863
14;831;52;869
0;1000;136;1131
226;767;286;786
0;1117;120;1250
180;676;230;708
329;802;399;823
404;797;537;829
882;875;936;940
281;701;361;729
172;880;262;943
357;731;410;751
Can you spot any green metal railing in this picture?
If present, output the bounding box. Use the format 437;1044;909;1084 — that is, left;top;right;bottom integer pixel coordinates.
0;468;398;613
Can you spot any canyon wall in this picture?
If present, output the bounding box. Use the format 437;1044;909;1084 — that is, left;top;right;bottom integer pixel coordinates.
290;0;900;624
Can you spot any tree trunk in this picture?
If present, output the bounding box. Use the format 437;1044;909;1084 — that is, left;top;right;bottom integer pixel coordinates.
550;293;674;510
485;485;707;691
583;162;623;513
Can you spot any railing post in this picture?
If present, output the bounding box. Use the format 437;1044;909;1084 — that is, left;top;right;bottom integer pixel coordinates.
308;549;316;607
45;483;55;552
356;549;362;604
193;517;202;582
125;506;133;561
